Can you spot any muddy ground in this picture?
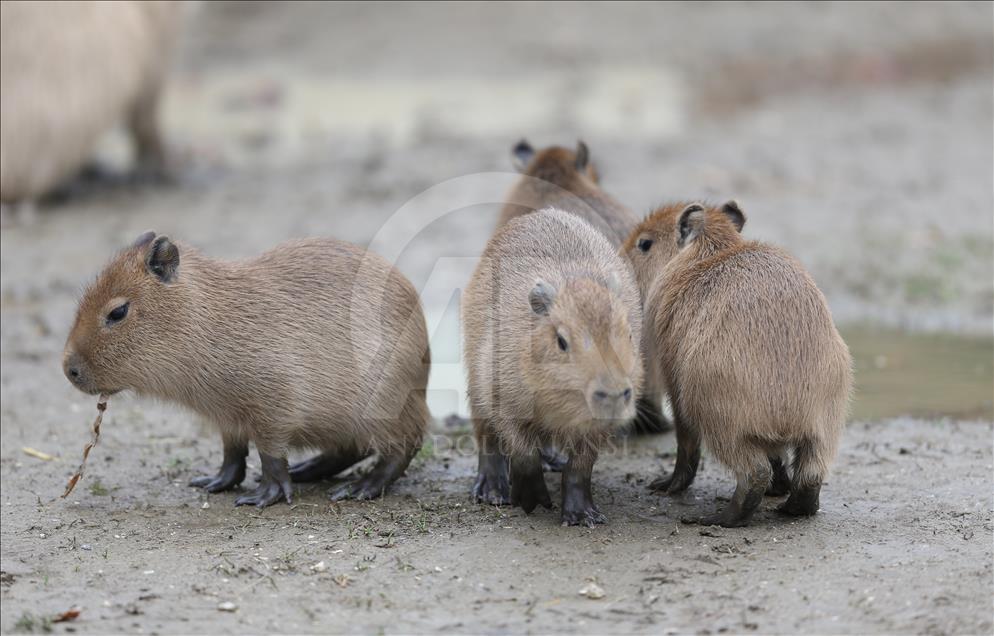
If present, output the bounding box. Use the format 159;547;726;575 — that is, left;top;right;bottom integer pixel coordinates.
2;2;993;634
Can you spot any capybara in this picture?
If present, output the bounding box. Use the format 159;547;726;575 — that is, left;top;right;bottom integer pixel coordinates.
1;1;182;202
626;201;852;526
501;139;668;434
463;208;643;526
63;232;430;507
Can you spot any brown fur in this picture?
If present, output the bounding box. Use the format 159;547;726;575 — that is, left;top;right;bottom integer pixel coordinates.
63;234;430;503
1;1;182;202
497;142;638;248
628;202;852;525
463;208;642;524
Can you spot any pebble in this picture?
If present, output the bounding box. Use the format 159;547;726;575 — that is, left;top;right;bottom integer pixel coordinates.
217;601;237;612
578;582;605;599
310;561;327;573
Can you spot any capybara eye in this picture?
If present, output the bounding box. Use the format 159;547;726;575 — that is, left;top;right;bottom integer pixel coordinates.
556;333;569;352
106;302;129;324
637;238;654;252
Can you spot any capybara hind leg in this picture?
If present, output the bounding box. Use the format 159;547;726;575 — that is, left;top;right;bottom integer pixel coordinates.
510;452;553;513
328;451;415;501
766;453;791;497
128;88;170;181
190;435;247;493
778;439;824;516
561;446;605;527
631;396;672;435
687;462;771;528
777;484;821;516
472;420;511;505
539;446;568;472
235;452;293;508
649;412;700;494
290;450;367;483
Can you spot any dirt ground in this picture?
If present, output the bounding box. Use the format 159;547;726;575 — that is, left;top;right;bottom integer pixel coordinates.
2;2;992;634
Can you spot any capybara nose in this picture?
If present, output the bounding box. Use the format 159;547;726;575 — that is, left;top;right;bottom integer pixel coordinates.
593;385;633;407
63;354;84;387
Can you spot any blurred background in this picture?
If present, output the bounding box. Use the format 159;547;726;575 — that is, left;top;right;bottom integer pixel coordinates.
2;1;992;424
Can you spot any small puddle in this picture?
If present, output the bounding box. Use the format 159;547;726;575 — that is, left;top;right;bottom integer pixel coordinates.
842;326;993;421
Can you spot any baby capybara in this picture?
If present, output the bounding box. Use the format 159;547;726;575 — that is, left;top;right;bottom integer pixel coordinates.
63;232;430;507
463;209;643;526
625;202;852;526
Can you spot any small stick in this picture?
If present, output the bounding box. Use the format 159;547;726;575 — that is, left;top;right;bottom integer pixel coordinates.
61;394;109;498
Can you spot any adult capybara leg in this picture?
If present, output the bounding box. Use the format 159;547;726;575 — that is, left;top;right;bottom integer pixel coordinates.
561;446;605;527
649;405;701;494
472;419;511;505
778;439;823;516
689;459;771;528
290;449;368;483
189;433;248;493
510;451;553;513
235;451;293;508
766;452;791;497
128;87;169;180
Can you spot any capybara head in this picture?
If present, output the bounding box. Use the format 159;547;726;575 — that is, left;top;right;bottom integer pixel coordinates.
511;139;599;183
623;201;745;298
63;231;182;395
523;276;640;424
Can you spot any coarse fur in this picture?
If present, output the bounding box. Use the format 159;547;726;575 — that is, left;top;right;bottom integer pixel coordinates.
630;202;852;526
463;208;643;525
63;234;431;507
1;1;182;203
501;140;668;434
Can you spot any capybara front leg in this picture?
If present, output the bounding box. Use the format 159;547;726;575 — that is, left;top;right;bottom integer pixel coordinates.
510;451;553;513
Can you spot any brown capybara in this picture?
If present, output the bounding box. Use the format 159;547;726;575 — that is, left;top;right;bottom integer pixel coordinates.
63;232;430;508
463;208;643;526
1;1;182;203
500;139;668;435
625;201;852;526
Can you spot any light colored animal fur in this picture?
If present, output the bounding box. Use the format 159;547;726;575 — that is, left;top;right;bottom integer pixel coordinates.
632;202;852;510
1;1;182;202
63;237;430;466
463;208;643;456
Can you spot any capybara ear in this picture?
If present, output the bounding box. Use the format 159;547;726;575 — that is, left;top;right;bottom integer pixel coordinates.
677;203;707;247
146;236;179;282
528;279;557;316
512;139;535;172
721;200;746;232
575;140;590;171
131;231;156;249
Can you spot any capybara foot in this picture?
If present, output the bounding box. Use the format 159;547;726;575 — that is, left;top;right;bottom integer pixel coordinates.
473;452;511;505
289;450;364;483
328;454;411;501
766;455;791;497
631;397;671;435
510;454;553;513
561;502;606;527
235;453;292;508
539;446;568;472
190;441;247;493
777;484;820;516
648;467;695;494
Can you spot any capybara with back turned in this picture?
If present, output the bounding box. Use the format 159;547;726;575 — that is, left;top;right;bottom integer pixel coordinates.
63;232;430;507
463;208;643;526
627;202;852;526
